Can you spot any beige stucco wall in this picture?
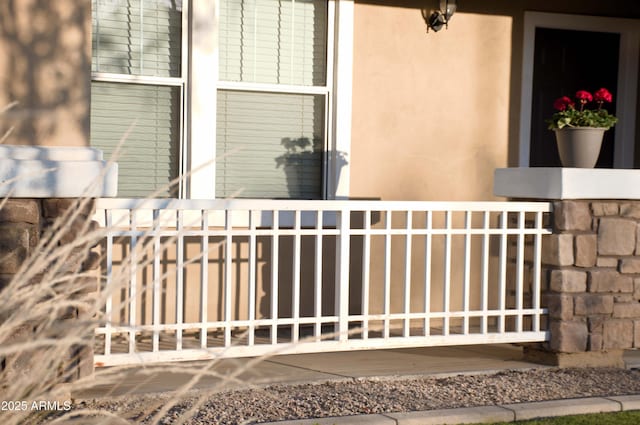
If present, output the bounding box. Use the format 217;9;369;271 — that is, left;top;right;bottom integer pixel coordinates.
0;0;91;147
351;4;513;201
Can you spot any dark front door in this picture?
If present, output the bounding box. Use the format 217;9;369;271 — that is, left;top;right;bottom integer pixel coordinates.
529;27;620;167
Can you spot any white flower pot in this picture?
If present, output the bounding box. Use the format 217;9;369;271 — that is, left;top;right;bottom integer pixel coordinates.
553;127;606;168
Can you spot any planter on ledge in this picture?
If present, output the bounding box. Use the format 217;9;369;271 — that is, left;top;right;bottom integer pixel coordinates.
554;127;606;168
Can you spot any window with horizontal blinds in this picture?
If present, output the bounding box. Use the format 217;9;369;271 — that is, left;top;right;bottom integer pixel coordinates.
216;90;324;199
91;0;183;198
217;0;329;199
90;82;180;197
219;0;327;86
92;0;182;77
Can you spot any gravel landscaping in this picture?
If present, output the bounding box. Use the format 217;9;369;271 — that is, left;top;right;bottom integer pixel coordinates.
72;368;640;424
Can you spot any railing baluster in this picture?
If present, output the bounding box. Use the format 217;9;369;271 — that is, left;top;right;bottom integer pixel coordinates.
403;210;412;338
516;210;525;332
362;210;371;340
533;210;543;332
153;209;161;352
463;211;471;335
383;210;392;339
335;209;350;342
129;209;137;354
176;209;184;351
424;210;432;336
292;210;301;343
104;208;113;356
443;210;451;336
199;209;209;349
498;210;508;334
248;210;257;346
481;211;490;334
314;210;323;341
271;210;279;345
224;209;232;347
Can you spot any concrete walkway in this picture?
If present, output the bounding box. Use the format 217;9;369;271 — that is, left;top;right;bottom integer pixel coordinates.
74;345;640;424
76;344;545;399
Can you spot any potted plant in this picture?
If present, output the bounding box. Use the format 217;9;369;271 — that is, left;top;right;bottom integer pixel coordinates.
546;88;618;168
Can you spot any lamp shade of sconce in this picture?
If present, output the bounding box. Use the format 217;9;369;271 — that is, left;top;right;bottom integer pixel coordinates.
422;0;457;33
442;0;457;20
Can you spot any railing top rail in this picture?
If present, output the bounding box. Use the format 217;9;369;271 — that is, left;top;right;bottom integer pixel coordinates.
96;198;553;213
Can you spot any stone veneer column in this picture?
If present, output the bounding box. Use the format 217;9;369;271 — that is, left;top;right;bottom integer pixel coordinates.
524;200;640;367
0;199;100;382
0;146;117;389
495;168;640;367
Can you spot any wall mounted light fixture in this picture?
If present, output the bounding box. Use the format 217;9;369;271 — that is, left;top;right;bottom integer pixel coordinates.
422;0;457;32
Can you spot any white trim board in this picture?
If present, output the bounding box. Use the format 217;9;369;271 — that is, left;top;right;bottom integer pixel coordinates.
494;167;640;200
518;12;640;168
0;146;118;198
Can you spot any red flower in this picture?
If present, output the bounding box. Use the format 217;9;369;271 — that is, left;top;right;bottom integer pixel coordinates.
575;90;593;102
553;96;574;111
594;88;613;103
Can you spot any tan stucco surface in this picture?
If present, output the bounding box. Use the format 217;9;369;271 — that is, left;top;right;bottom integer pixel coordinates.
0;0;91;147
351;4;513;201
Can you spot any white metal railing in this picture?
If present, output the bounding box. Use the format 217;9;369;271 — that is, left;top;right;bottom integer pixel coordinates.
93;199;552;366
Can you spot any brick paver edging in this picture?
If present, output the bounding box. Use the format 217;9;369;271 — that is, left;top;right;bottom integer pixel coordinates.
260;395;640;425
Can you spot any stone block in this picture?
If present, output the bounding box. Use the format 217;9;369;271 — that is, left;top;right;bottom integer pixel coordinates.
589;270;633;293
42;199;95;219
613;303;640;318
0;199;40;224
542;234;574;266
598;218;636;255
0;226;31;274
589;316;605;334
82;250;102;271
549;269;587;293
0;274;13;292
545;293;574;320
63;344;94;382
549;320;588;353
541;268;552;291
596;257;618;268
574;234;597;267
620;258;640;274
589;333;603;351
523;347;624;367
603;320;634;349
635;320;640;348
574;294;614;316
591;202;619;216
554;201;592;231
620;202;640;219
635;278;640;300
615;294;635;303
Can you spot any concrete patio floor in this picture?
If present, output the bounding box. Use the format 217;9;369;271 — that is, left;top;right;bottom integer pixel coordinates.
73;344;640;400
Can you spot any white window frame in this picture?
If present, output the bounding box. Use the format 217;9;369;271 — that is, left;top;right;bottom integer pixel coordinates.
188;0;353;200
518;12;640;168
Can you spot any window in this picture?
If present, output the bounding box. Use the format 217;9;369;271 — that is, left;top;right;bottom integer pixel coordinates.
90;0;185;197
216;0;329;199
90;0;352;199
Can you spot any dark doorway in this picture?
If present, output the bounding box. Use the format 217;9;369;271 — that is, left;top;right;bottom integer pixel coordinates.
529;28;620;167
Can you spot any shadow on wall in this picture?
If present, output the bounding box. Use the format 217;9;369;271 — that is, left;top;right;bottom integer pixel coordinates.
0;0;91;146
275;137;349;199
